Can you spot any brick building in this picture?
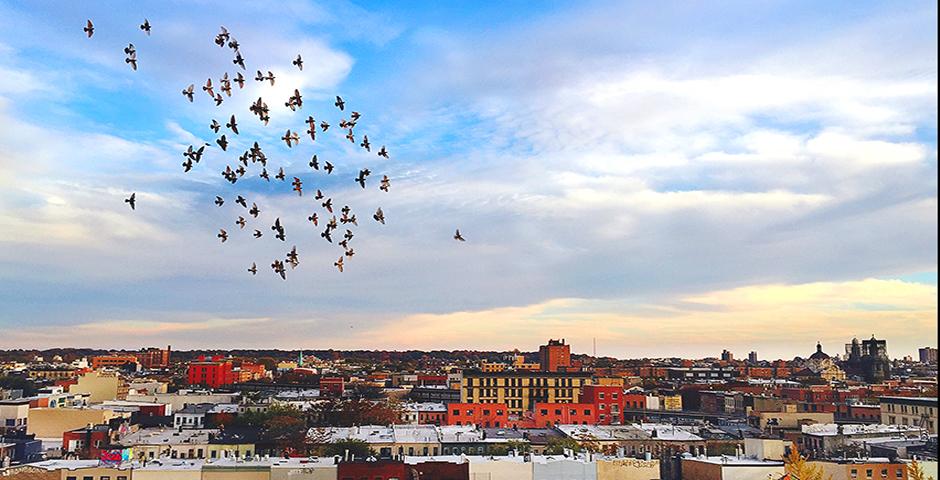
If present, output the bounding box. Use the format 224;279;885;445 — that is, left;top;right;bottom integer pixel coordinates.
186;356;236;388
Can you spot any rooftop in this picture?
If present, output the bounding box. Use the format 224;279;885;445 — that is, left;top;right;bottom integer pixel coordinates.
801;424;925;437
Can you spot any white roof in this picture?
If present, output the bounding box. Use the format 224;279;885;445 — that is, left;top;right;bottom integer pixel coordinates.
118;427;218;445
402;402;447;412
684;455;785;466
802;424;925;437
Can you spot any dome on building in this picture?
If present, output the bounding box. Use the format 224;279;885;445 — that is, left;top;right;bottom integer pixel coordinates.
809;342;830;360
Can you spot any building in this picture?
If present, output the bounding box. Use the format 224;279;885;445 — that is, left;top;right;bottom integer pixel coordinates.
681;455;785;480
666;366;737;381
186;356;237;389
721;350;734;362
748;351;758;364
27;407;121;440
62;424;111;459
804;342;847;382
919;347;938;364
91;355;138;370
880;397;938;434
800;424;926;458
0;398;30;434
539;339;571;372
532;403;596;426
320;377;345;397
845;336;891;383
460;370;593;414
67;371;127;404
446;403;509;427
137;345;172;369
580;385;626;424
809;458;910;480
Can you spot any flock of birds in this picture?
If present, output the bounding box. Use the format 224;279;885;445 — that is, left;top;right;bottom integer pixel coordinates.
86;18;468;279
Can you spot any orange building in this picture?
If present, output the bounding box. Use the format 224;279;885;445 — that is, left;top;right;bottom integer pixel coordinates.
91;355;138;370
137;346;171;369
446;403;509;427
533;402;596;426
539;339;571;372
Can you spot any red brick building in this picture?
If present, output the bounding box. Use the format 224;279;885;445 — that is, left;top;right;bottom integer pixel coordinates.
407;461;469;480
539;339;571;372
320;376;345;397
91;355;138;370
581;385;626;424
337;460;407;480
63;424;110;459
446;403;509;427
186;355;236;388
532;402;596;426
137;346;171;369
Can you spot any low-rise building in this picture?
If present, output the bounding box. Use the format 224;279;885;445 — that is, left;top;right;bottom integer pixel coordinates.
880;397;938;434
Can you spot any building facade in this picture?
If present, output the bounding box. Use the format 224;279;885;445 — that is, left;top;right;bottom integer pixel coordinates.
460;370;592;415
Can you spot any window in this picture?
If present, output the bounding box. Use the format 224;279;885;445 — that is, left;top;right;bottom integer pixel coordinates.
881;469;888;478
452;409;459;416
555;409;561;415
66;477;77;480
101;477;111;480
849;469;857;478
866;469;873;478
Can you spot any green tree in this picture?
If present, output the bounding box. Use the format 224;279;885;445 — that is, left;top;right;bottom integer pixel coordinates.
544;437;586;455
322;439;373;459
487;440;531;456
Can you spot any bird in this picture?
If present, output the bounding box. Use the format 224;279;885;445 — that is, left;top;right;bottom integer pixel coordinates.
226;114;238;134
373;207;385;224
308;155;319;170
321;229;332;243
286;246;299;268
124;43;136;56
125;193;136;210
220;73;232;96
210;119;221;133
213;93;223;106
265;71;276;86
334;256;344;272
292;177;303;196
282;130;299;148
234;72;246;88
322;198;333;213
182;158;193;172
271;260;286;280
293;54;303;71
218;229;228;243
233;51;246;69
236;216;246;229
216;135;228;151
140;19;151;35
355;169;371;188
202;78;214;98
125;53;137;71
235;195;247;208
275;167;286;181
259;168;270;181
324;162;334;174
228;38;240;50
253;229;263;238
334;96;345;111
305;117;317;141
215;26;230;47
320;121;330;132
248;262;257;275
249;203;260;218
379;175;390;192
254;70;265;83
215;196;224;207
345;129;355;143
308;213;319;226
181;84;194;102
377;146;389;158
350;111;361;121
344;229;354;241
314;189;324;200
271;217;285;239
84;19;94;38
344;248;355;258
454;229;465;241
360;135;371;152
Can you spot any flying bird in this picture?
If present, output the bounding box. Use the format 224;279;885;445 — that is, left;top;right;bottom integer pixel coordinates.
213;93;224;106
271;260;286;280
379;175;390;192
202;78;214;97
377;146;389;158
293;54;303;70
182;84;194;102
308;213;319;226
249;203;260;217
84;19;94;38
322;198;333;213
334;96;345;111
308;154;319;170
253;229;263;238
236;195;248;208
320;121;330;132
315;189;324;200
125;52;137;71
216;134;228;151
125;193;136;210
373;207;385;224
334;256;344;272
275;167;286;181
324;161;334;174
218;229;228;243
215;196;224;207
234;72;246;88
360;135;371;152
292;177;303;196
454;229;466;242
140;19;151;35
226;114;239;134
248;262;257;275
233;51;245;69
236;216;246;229
210;119;221;133
355;169;371;188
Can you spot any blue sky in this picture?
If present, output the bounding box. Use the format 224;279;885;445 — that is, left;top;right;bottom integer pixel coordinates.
0;0;936;359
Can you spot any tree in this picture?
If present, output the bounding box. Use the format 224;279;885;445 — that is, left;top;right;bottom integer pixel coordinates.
322;439;373;459
783;444;831;480
908;459;936;480
487;440;531;456
544;437;587;455
0;376;37;396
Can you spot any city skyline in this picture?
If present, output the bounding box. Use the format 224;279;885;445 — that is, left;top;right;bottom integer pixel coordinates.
0;1;937;358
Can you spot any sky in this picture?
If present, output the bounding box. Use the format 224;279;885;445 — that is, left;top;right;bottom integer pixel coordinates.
0;1;936;360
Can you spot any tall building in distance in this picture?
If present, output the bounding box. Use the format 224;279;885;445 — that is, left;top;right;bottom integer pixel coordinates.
137;345;171;369
721;349;734;362
539;339;571;372
748;351;758;363
845;336;891;383
919;347;938;364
